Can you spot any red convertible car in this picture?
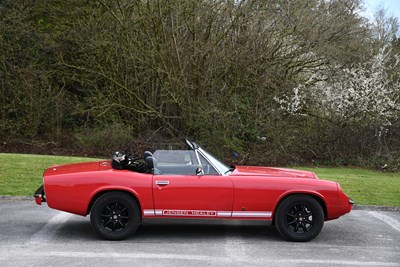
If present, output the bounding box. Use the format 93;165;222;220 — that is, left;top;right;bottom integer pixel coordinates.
34;139;353;242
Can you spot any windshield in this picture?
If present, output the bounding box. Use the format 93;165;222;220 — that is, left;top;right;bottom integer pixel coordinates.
197;147;231;175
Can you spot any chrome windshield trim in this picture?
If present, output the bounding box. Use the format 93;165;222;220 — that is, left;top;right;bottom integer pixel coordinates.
194;150;203;173
197;147;230;176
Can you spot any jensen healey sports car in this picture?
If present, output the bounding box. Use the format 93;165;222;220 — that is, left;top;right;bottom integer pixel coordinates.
34;139;353;242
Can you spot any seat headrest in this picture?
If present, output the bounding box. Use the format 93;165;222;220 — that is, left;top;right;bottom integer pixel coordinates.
144;151;153;160
145;156;157;170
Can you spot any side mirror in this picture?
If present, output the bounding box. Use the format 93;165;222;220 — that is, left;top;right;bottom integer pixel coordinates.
195;166;204;176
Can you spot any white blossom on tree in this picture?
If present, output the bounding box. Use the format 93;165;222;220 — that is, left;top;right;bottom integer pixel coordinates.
276;46;399;129
273;85;306;115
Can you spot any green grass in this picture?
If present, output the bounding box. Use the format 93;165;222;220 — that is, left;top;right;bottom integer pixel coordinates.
295;167;400;206
0;153;99;196
0;153;399;206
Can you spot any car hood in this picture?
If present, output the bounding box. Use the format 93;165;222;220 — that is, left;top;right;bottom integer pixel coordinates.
43;161;109;176
230;166;317;179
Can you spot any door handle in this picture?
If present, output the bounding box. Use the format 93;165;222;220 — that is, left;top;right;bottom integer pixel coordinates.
155;180;169;186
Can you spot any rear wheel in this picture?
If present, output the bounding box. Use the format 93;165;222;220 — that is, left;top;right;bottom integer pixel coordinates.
90;192;140;240
275;195;324;242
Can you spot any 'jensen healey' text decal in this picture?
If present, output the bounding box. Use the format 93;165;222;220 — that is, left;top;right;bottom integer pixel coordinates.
163;210;217;216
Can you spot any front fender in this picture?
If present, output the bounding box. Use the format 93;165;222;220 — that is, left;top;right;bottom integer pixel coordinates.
272;190;330;219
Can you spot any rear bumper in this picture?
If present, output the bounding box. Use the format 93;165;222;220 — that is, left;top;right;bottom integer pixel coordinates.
33;185;46;205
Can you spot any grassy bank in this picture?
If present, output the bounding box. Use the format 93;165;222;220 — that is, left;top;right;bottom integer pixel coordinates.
295;167;400;206
0;153;399;206
0;153;98;196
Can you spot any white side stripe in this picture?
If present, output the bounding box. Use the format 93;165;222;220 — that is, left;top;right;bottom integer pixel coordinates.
217;211;232;217
143;209;272;218
232;211;272;218
143;209;155;216
155;209;163;216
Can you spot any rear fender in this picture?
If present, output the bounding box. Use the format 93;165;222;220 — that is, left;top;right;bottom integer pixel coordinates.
86;186;143;216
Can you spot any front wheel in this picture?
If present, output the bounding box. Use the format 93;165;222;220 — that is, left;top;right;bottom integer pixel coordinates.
90;192;140;240
274;195;324;242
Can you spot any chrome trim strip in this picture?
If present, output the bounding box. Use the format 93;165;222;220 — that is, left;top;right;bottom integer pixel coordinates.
232;211;272;218
155;209;163;216
217;211;232;217
143;209;155;216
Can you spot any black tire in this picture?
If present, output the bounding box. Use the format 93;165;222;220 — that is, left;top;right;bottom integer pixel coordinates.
274;194;324;242
90;192;140;240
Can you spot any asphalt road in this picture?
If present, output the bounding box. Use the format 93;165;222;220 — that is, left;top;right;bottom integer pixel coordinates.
0;201;399;267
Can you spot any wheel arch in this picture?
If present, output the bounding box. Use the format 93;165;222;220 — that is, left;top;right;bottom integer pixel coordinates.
272;192;328;223
86;188;143;219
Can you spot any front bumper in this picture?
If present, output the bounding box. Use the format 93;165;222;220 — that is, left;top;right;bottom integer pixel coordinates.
33;185;46;205
326;198;354;221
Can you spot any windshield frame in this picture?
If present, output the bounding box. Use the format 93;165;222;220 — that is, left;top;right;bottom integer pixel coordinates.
197;147;231;175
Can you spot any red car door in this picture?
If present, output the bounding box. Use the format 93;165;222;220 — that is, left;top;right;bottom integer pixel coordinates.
152;174;234;218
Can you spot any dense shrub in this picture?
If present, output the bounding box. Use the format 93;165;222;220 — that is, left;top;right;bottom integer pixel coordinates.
0;0;399;169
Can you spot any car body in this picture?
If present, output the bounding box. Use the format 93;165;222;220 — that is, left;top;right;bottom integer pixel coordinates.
34;139;353;241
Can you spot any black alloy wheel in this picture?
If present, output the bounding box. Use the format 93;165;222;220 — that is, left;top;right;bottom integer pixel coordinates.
100;201;130;232
275;194;324;242
286;204;314;233
90;192;140;240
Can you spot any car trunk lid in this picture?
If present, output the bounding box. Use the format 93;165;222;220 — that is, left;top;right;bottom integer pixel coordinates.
43;161;109;176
